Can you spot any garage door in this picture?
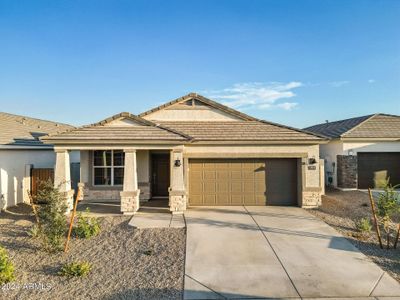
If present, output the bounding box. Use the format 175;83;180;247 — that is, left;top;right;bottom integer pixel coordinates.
358;152;400;189
189;158;298;206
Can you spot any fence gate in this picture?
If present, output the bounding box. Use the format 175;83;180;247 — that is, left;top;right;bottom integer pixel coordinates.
31;168;54;197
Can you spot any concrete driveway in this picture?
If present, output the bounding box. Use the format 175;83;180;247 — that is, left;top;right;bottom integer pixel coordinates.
184;206;400;299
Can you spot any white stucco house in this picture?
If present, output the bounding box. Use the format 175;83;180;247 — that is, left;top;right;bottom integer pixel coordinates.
0;112;79;209
305;114;400;189
41;93;327;214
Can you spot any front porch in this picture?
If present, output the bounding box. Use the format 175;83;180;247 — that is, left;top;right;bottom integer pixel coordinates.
54;147;187;215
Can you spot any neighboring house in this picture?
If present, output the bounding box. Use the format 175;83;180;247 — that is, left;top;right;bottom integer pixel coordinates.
305;114;400;189
0;112;80;209
41;93;327;214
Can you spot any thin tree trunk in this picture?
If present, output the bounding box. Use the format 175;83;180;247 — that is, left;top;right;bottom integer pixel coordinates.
394;223;400;249
368;188;383;249
64;188;81;253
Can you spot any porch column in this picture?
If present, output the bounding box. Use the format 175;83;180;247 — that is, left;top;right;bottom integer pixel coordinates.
54;149;74;211
169;149;187;214
120;149;140;214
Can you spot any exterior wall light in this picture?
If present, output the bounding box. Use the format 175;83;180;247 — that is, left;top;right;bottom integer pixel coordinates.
308;158;317;165
348;149;354;156
174;159;181;167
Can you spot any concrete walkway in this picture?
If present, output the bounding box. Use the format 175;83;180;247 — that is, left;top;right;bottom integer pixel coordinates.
184;206;400;299
129;207;185;228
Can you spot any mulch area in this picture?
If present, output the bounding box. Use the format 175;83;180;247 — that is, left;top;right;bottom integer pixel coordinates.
309;188;400;282
0;204;185;300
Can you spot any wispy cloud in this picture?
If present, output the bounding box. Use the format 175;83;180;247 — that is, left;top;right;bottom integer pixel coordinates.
329;80;350;87
368;79;376;83
204;81;302;110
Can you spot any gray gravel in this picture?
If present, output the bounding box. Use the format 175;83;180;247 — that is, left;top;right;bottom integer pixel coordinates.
0;204;185;300
309;188;400;282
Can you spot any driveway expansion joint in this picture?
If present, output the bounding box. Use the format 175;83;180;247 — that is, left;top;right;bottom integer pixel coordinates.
369;272;385;296
243;205;302;299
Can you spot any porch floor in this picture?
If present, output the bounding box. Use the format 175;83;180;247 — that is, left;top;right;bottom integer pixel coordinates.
77;202;121;217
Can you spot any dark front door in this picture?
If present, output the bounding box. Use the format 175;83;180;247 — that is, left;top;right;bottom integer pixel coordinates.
152;154;170;197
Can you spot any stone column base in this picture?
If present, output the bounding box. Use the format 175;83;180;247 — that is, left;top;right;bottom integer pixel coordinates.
301;188;322;208
62;190;75;212
120;190;140;215
169;190;187;214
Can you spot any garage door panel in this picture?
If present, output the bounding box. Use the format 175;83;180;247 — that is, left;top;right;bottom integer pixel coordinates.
189;158;297;206
216;181;229;192
231;181;243;193
203;194;216;205
231;171;242;180
190;195;203;205
216;194;230;205
231;195;243;205
203;181;216;193
243;181;255;193
204;170;216;180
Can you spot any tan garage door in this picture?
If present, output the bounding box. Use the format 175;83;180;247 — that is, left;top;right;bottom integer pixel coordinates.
189;158;298;206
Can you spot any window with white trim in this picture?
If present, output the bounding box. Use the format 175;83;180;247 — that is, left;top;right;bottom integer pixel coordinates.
93;150;125;186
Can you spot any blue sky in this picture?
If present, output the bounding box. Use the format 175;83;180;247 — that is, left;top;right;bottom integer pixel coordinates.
0;0;399;128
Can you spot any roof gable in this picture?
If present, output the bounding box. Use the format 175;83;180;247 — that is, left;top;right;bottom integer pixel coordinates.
343;114;400;139
305;114;400;140
41;112;191;144
139;93;257;122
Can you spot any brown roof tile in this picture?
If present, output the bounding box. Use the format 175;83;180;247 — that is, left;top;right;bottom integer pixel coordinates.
160;121;323;142
0;112;74;146
305;114;400;140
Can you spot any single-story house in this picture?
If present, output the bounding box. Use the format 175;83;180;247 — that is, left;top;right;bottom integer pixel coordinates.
0;112;80;209
305;113;400;189
41;93;327;214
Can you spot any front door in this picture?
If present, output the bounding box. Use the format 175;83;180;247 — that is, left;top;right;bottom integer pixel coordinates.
152;154;170;197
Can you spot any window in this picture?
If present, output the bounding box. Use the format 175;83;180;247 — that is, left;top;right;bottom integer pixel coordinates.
93;150;124;186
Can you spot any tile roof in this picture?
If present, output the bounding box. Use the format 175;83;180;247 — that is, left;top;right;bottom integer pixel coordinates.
159;121;324;142
139;93;257;121
304;114;400;139
41;96;326;145
0;112;74;147
41;112;189;144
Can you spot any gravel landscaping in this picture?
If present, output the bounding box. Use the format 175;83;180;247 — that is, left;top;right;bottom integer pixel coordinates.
0;204;185;300
309;188;400;282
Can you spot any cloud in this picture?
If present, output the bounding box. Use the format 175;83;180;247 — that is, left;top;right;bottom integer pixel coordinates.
204;81;302;110
329;81;350;87
368;79;376;83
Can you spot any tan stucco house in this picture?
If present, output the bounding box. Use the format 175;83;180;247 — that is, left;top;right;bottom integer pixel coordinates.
42;93;327;214
305;114;400;189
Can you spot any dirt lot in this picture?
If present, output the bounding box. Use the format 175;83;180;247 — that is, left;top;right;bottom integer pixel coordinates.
309;188;400;282
0;204;185;300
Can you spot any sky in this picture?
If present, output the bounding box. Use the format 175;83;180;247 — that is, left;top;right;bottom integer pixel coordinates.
0;0;399;129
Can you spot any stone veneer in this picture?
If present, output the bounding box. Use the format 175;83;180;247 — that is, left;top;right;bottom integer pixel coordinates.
337;155;357;188
81;182;150;202
302;189;322;207
169;190;187;214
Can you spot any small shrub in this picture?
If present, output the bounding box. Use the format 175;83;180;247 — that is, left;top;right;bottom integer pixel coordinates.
59;261;92;278
377;182;400;249
143;249;153;256
355;218;372;233
35;180;68;252
73;208;101;239
28;224;40;238
0;246;15;284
